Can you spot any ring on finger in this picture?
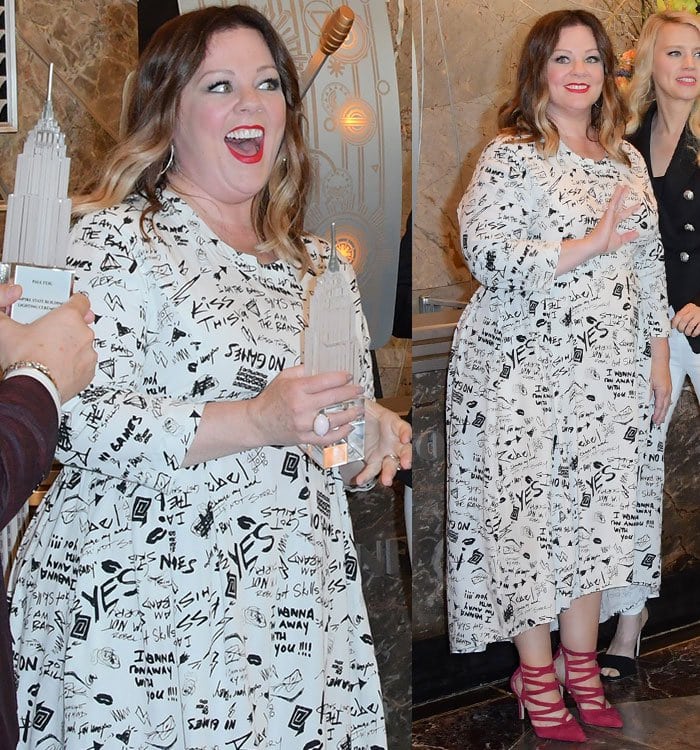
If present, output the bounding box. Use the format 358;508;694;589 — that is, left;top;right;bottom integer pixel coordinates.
313;412;330;437
385;452;401;466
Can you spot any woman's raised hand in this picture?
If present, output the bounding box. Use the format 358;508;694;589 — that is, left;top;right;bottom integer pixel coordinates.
588;184;641;255
557;185;641;276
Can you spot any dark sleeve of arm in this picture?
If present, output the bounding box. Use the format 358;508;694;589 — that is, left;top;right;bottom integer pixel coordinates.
0;376;58;530
392;213;412;339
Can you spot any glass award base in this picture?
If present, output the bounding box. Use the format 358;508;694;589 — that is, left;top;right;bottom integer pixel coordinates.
303;398;365;469
0;263;73;323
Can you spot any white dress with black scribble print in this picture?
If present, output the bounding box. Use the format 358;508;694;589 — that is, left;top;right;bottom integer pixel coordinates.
9;190;386;749
446;137;670;653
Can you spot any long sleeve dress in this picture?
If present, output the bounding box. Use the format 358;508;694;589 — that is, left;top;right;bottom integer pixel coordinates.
446;136;670;653
9;189;386;750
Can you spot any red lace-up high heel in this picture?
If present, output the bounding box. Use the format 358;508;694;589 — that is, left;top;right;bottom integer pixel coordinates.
554;645;623;728
510;662;587;742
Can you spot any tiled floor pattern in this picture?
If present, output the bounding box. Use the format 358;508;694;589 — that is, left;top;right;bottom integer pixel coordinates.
413;625;700;750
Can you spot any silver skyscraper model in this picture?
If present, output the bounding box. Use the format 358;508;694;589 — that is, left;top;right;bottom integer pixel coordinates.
0;64;73;325
304;222;365;468
3;64;71;269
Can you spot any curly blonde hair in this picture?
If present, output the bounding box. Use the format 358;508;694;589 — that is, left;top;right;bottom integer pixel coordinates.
73;5;313;270
498;9;630;165
626;11;700;165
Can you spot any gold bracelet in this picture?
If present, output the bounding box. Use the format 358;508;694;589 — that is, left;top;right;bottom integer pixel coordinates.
2;360;59;391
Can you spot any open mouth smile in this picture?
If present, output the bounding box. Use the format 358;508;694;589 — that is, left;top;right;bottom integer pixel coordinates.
225;125;265;164
564;83;591;93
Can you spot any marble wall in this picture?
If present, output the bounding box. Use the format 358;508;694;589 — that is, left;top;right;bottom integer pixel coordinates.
352;483;411;749
413;364;449;641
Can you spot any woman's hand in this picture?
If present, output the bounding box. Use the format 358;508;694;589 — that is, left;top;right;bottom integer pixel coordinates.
589;185;641;255
182;365;365;467
347;400;412;487
247;364;365;448
557;185;640;275
649;337;671;426
671;303;700;337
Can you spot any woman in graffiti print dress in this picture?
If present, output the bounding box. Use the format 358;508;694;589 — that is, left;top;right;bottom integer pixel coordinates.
446;10;670;742
9;7;410;750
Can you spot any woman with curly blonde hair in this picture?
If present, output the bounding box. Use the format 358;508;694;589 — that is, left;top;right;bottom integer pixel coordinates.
9;5;411;748
600;10;700;681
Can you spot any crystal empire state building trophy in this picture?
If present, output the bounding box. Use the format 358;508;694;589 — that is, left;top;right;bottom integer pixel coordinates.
0;64;73;322
303;222;365;468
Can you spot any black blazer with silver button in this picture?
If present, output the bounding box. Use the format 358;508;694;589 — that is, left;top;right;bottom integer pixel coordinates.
628;103;700;353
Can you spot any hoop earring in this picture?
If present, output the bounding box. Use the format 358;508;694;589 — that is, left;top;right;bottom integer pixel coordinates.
158;144;174;178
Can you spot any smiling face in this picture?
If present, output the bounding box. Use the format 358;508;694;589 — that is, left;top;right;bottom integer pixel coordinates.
652;21;700;104
172;26;287;208
546;24;605;122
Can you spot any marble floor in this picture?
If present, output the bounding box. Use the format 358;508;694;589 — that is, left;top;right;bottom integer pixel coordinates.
413;622;700;750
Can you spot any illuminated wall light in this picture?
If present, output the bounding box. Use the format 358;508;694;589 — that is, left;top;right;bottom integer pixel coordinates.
335;236;357;264
341;107;367;129
337;98;376;146
321;217;367;270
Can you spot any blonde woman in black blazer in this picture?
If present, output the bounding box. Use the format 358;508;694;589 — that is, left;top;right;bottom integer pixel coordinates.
600;10;700;680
